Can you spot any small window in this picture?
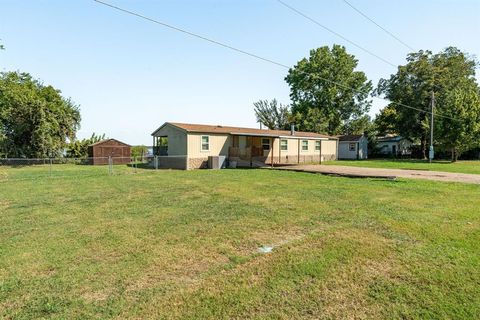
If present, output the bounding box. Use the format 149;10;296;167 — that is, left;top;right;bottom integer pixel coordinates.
315;140;321;151
280;139;288;151
262;138;270;151
302;140;308;151
349;143;356;151
201;135;209;151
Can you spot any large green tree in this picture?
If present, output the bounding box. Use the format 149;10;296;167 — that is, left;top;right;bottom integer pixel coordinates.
66;133;105;158
374;105;399;136
285;45;372;135
253;99;291;130
437;87;480;161
0;72;81;157
376;47;479;159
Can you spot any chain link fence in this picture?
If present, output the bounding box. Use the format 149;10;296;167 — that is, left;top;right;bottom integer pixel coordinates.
0;155;188;182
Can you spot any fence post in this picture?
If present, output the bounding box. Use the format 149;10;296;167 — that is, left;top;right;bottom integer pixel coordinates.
108;156;113;175
134;156;137;173
154;155;158;170
49;158;53;177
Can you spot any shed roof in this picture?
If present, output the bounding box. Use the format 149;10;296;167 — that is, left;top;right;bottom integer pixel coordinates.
152;122;336;140
88;138;131;147
338;134;364;142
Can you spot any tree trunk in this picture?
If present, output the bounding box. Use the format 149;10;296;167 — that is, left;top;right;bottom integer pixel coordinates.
451;148;458;162
420;138;427;160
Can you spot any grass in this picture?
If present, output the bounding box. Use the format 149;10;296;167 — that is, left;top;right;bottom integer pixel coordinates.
1;165;479;319
324;159;480;175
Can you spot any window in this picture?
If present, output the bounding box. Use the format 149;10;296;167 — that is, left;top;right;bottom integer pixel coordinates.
262;138;270;151
201;135;209;151
280;139;288;151
349;143;356;151
302;140;308;151
315;140;321;151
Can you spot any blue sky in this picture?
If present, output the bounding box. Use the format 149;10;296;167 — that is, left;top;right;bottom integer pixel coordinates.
1;0;479;145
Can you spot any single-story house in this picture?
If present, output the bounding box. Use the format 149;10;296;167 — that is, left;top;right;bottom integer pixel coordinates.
151;122;338;169
88;139;131;165
338;134;368;160
376;135;412;156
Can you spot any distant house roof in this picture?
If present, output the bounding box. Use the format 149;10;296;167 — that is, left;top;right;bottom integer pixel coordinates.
377;135;405;143
152;122;337;140
88;138;131;147
338;134;364;142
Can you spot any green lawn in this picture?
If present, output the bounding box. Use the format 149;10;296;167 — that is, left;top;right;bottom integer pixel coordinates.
325;159;480;175
1;165;479;319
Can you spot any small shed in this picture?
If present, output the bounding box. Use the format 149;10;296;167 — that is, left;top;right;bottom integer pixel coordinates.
88;139;131;165
338;134;368;160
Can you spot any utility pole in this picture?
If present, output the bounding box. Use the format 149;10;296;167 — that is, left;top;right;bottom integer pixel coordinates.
429;91;435;163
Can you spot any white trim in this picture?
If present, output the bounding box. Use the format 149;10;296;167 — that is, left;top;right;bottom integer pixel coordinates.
280;139;288;152
301;139;309;152
200;135;210;152
152;122;188;136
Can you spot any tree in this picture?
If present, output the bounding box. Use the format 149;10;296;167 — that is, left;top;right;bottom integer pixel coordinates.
342;114;373;135
285;45;372;135
66;133;105;158
374;105;399;136
131;145;148;159
376;47;479;159
253;99;291;130
0;71;81;157
437;87;480;161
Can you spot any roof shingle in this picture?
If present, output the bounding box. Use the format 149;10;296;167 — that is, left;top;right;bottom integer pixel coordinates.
155;122;336;139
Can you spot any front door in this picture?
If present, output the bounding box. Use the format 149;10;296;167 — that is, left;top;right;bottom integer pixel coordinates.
262;138;271;157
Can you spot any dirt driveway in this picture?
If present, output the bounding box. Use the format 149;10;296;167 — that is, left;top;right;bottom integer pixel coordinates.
274;164;480;184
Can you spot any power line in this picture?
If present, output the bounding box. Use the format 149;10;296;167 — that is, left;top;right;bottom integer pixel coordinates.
341;0;415;52
276;0;445;95
93;0;457;121
275;0;397;68
93;0;289;69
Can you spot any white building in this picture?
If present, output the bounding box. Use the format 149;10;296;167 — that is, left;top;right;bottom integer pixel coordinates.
338;134;368;160
376;136;412;156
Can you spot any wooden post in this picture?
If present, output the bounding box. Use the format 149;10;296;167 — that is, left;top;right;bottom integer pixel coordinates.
152;136;155;155
319;140;322;164
278;138;281;165
297;139;300;164
271;138;274;168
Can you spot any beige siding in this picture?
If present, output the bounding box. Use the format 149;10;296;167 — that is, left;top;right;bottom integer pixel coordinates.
321;139;338;160
268;137;337;164
153;124;187;156
187;133;231;158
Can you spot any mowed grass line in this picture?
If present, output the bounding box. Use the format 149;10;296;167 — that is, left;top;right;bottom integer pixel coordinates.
0;167;479;319
325;159;480;175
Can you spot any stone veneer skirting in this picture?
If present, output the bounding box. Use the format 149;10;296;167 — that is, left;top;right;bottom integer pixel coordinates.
188;157;209;170
187;153;337;169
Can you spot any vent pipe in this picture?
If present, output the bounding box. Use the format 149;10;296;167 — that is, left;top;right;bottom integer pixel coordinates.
291;124;295;135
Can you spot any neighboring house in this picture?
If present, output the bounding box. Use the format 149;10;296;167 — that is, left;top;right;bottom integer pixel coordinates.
151;122;338;169
376;136;412;156
338;134;368;160
88;139;131;165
